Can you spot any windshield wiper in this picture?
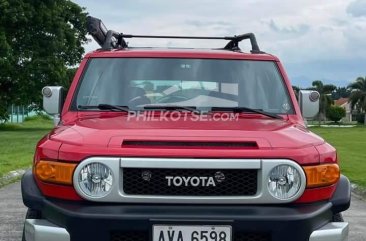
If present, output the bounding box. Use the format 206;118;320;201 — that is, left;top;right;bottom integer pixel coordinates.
78;104;130;112
210;107;283;119
142;105;201;114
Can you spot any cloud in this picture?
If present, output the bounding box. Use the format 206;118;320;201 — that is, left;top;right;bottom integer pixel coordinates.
285;58;366;87
268;20;310;35
347;0;366;17
185;20;232;28
73;0;366;86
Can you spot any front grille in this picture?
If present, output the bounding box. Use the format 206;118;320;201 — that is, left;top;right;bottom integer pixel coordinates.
123;168;257;196
110;232;270;241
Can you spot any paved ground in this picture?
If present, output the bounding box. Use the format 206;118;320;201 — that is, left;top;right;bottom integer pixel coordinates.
343;194;366;241
0;182;365;241
0;183;25;241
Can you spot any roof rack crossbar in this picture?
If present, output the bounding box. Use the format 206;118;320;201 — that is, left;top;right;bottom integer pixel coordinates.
121;34;231;40
87;16;263;52
224;33;262;53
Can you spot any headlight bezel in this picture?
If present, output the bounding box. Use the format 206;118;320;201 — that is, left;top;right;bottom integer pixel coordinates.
73;159;116;199
78;162;114;198
267;164;303;200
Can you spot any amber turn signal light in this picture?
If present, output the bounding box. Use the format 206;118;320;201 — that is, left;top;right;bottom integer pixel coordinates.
35;161;77;185
303;164;340;188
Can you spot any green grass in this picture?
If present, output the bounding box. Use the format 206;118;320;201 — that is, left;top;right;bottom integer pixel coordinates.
0;116;53;177
310;126;366;187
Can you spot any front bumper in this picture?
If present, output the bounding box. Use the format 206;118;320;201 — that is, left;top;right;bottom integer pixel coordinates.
309;222;348;241
24;219;70;241
22;171;351;241
24;218;348;241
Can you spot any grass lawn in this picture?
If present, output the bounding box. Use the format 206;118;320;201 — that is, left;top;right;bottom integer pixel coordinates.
0;116;53;177
310;126;366;187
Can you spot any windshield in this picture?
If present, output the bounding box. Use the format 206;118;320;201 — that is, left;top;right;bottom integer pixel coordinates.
73;58;293;114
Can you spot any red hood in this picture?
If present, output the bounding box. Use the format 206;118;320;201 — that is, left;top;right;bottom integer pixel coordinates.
51;115;324;148
49;114;325;164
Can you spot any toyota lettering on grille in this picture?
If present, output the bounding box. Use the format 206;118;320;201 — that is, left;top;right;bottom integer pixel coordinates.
165;171;225;187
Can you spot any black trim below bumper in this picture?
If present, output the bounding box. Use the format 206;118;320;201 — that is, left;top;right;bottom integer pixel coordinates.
330;175;351;214
21;170;351;241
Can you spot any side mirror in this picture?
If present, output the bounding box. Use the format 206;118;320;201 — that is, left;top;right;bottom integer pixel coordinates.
42;86;65;115
299;90;320;118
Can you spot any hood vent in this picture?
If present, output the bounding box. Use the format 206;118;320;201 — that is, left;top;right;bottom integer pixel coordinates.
122;140;258;149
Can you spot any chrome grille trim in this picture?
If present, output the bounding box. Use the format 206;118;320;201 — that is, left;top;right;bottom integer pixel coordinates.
73;157;306;204
120;158;261;169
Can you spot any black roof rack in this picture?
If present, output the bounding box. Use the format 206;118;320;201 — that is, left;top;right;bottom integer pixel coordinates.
87;16;264;53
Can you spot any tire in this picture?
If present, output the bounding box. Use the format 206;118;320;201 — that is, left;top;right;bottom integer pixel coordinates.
332;213;344;222
22;209;42;241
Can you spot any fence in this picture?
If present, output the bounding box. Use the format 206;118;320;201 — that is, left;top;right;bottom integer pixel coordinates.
7;105;31;123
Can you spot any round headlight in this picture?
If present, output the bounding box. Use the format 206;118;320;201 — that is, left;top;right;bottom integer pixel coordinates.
78;162;113;198
267;165;301;200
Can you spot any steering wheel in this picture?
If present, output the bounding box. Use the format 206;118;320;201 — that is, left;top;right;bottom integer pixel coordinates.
155;95;189;103
128;95;151;106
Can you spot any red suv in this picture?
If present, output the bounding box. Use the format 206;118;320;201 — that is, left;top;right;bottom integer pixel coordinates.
21;16;350;241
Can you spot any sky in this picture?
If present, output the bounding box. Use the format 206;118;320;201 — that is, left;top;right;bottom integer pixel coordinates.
73;0;366;87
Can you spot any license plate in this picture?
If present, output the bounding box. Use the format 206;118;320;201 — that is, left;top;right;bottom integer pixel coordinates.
153;225;231;241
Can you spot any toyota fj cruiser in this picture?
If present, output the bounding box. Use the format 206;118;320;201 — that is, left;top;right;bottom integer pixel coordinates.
21;16;351;241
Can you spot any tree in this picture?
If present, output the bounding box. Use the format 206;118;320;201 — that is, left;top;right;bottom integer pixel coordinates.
309;80;336;124
348;77;366;125
331;87;351;100
63;67;78;90
292;86;300;101
326;105;346;123
0;0;87;122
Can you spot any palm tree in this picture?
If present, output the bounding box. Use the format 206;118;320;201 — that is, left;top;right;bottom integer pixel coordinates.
348;77;366;125
310;80;336;124
331;87;351;100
